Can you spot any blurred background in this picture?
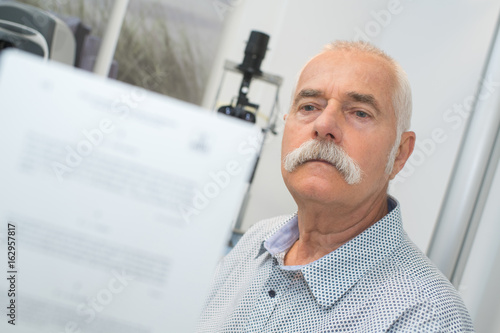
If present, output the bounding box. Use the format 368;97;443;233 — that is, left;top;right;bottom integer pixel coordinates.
14;0;223;104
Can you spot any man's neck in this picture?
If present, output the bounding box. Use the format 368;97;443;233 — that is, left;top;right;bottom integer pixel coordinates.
284;194;389;266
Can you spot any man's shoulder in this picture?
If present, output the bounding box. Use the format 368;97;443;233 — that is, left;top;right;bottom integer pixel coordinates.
232;214;295;253
247;213;296;236
208;214;295;292
365;235;474;331
376;235;459;297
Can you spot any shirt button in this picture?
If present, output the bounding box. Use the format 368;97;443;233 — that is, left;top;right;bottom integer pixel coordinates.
268;290;276;298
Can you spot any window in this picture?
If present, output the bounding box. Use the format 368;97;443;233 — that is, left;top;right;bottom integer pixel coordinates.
15;0;223;105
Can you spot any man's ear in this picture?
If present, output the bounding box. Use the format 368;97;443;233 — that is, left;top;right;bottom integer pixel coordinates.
389;131;416;180
283;113;288;121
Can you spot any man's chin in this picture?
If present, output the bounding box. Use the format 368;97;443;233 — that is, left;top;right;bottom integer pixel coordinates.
287;179;352;205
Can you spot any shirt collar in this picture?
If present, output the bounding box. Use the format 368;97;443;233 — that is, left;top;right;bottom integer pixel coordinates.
262;196;404;307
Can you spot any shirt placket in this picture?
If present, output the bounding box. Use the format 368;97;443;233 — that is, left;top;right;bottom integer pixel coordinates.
245;258;296;332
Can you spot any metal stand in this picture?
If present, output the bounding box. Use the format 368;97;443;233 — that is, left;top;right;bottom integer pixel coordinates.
213;59;283;235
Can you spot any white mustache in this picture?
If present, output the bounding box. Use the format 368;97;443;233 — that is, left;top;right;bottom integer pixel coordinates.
283;139;362;185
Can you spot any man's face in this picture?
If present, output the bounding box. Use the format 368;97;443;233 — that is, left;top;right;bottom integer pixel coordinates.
281;50;399;207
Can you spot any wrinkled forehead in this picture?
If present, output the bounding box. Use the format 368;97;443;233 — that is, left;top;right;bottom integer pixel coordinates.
294;50;397;112
297;50;397;92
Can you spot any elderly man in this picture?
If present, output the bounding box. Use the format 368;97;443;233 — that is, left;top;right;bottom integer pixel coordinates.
197;41;474;332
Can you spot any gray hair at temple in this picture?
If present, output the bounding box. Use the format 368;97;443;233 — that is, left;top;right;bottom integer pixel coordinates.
323;41;413;174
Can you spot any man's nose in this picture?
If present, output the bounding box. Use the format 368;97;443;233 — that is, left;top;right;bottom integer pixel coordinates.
312;104;343;143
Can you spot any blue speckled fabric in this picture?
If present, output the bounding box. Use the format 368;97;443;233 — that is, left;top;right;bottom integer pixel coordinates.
197;198;474;332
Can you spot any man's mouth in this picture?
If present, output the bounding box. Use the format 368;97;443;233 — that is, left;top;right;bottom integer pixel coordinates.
302;159;335;167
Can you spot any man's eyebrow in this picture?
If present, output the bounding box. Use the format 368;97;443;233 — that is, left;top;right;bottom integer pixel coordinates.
293;89;323;105
346;91;381;114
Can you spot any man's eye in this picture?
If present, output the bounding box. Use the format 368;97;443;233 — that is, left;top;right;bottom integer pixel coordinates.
301;105;316;111
355;110;369;118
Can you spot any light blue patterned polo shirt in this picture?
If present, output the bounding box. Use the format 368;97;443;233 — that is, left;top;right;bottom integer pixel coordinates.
197;197;474;332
